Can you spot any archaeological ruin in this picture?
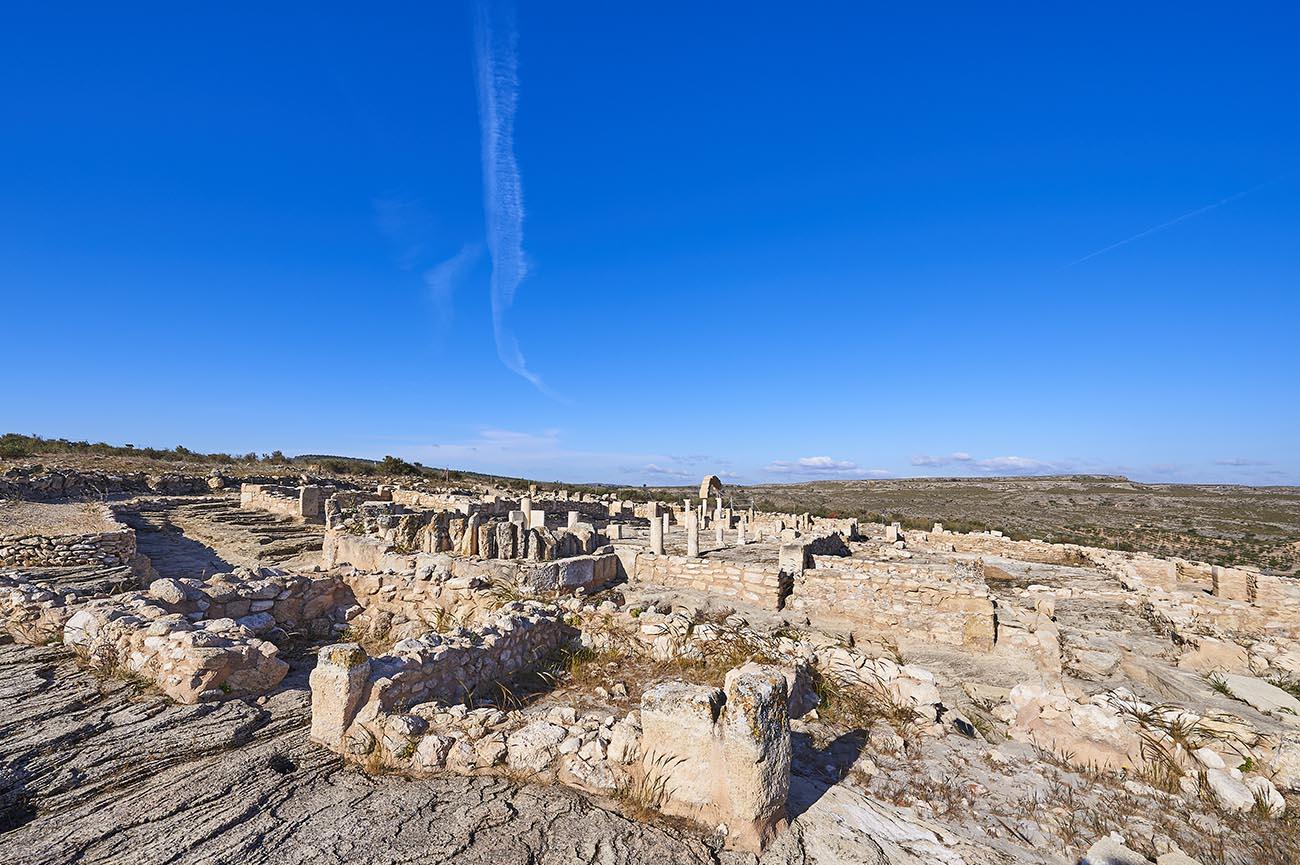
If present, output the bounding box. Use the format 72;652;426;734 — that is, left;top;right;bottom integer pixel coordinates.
3;461;1300;865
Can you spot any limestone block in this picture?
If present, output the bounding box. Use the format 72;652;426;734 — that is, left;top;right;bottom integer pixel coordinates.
310;643;372;748
720;665;791;852
1212;565;1250;601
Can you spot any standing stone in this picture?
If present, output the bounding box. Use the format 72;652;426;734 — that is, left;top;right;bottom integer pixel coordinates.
496;520;517;559
567;511;580;529
608;523;624;540
529;509;546;529
885;524;899;543
309;643;370;748
738;520;747;545
721;665;791;852
715;523;724;544
650;514;665;555
477;522;497;559
687;510;700;558
461;513;480;556
662;513;671;537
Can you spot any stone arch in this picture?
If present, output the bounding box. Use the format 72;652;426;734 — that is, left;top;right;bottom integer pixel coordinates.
699;475;723;500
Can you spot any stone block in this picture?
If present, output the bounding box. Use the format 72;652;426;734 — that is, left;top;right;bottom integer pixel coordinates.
310;643;371;748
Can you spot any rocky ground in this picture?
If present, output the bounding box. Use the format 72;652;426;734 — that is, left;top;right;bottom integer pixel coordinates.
0;643;741;865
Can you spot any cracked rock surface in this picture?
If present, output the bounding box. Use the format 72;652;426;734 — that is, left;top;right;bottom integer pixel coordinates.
0;643;740;865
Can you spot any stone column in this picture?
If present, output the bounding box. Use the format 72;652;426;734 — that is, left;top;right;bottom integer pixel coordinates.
662;513;671;537
715;522;724;544
650;512;665;555
309;643;371;749
687;510;700;557
737;519;747;545
520;496;533;528
568;510;580;529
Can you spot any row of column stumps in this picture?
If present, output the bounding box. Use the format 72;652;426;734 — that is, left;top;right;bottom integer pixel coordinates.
643;500;755;558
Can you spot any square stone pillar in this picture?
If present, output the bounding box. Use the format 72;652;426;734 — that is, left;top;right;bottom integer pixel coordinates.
309;643;371;749
715;522;724;544
662;513;671;536
737;519;747;545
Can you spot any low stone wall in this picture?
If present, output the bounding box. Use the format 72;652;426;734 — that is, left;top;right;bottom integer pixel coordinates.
334;549;618;640
310;600;575;747
148;568;355;639
0;518;136;569
0;465;210;500
791;556;996;651
240;483;331;523
627;549;790;609
917;530;1093;566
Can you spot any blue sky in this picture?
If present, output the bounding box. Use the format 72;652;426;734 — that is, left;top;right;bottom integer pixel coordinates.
2;2;1297;485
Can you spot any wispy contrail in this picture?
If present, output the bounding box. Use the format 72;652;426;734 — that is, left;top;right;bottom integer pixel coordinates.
1065;175;1284;268
424;242;480;331
473;0;551;395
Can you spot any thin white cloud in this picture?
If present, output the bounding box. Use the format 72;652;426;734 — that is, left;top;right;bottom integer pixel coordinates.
765;456;890;479
969;455;1063;475
473;1;552;395
423;243;481;330
642;463;692;479
1214;457;1272;467
912;452;1070;475
912;451;974;467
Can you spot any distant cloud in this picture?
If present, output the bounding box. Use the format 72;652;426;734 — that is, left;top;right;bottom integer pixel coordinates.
911;451;974;467
969;455;1062;475
1214;457;1272;467
912;451;1067;475
473;0;552;396
642;463;692;479
766;456;890;479
423;243;481;330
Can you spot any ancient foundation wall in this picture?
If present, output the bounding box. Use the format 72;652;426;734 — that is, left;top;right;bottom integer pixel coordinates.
310;601;575;745
0;514;136;569
0;466;210;500
918;531;1093;566
629;550;790;609
791;556;996;651
240;483;331;523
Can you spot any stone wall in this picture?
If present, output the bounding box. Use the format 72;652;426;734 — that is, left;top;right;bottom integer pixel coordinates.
791;556;996;651
0;465;210;500
239;483;331;523
310;600;575;747
333;546;618;640
0;512;136;570
627;549;790;609
916;529;1093;566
